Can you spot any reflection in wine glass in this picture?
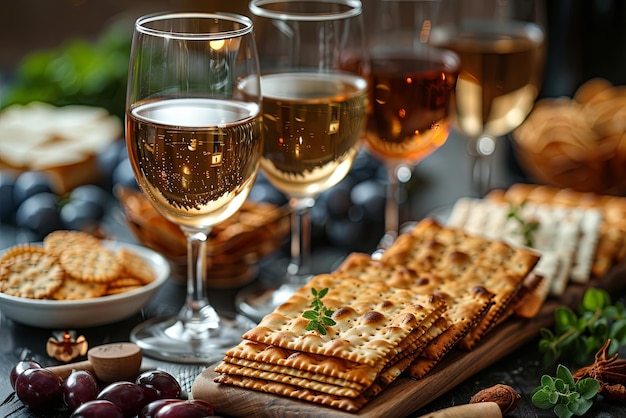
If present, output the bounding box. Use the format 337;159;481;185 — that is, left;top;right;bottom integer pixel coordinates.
236;0;369;321
125;12;262;363
431;0;546;196
363;0;460;249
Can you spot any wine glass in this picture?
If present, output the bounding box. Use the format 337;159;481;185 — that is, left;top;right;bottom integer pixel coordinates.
363;0;460;249
236;0;369;321
125;12;261;363
431;0;546;196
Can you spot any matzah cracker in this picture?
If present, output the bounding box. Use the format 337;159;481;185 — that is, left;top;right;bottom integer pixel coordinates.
214;373;369;412
448;197;602;296
488;183;626;277
379;219;539;349
243;273;446;367
335;252;494;363
215;326;440;412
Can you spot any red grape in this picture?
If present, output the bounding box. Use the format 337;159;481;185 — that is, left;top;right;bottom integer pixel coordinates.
62;370;99;411
154;399;215;417
71;399;125;418
139;398;183;418
9;360;42;389
136;370;182;403
14;367;62;410
97;381;147;418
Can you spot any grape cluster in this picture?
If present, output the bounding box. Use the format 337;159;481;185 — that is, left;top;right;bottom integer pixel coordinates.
10;360;215;417
0;139;137;241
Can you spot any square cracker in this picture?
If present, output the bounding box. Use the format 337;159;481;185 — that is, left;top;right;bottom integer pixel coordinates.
243;273;447;367
376;218;539;350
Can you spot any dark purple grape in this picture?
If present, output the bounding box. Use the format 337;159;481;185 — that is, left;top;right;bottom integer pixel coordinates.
112;157;139;190
13;171;55;206
62;370;99;411
15;192;64;239
139;399;183;418
97;139;126;187
9;360;42;389
14;367;62;410
71;399;125;418
0;169;20;223
247;182;287;206
324;182;353;219
69;184;112;208
97;381;147;418
350;179;386;221
154;399;215;418
135;370;182;403
60;199;105;231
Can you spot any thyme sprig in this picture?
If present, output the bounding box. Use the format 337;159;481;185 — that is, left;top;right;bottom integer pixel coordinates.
303;287;336;335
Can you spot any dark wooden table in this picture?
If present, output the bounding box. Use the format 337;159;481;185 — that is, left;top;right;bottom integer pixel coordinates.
1;133;625;417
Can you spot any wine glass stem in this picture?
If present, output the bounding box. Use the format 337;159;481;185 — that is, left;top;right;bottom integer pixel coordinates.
379;162;402;250
468;135;495;197
180;227;219;328
287;197;315;284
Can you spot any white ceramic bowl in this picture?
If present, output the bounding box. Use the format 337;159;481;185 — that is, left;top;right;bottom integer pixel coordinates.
0;241;170;328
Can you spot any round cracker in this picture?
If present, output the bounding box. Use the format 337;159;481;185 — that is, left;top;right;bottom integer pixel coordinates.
0;252;64;299
43;230;103;257
51;276;108;300
59;247;121;283
0;244;47;265
116;248;156;284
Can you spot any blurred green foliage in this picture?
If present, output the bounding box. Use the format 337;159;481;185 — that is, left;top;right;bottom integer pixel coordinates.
1;24;131;120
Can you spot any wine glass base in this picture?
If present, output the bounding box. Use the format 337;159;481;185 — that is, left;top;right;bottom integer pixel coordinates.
235;282;303;323
130;313;256;364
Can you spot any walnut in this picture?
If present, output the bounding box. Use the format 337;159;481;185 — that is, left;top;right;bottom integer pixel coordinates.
470;384;521;415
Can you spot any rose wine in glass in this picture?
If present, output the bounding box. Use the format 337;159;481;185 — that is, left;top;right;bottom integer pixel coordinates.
431;0;546;196
236;0;368;321
125;12;262;363
363;0;459;249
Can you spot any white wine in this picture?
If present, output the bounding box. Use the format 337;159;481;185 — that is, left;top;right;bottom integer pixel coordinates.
431;21;544;138
259;72;368;198
127;98;262;230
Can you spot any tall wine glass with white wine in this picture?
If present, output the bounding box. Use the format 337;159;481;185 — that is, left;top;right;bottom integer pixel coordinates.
125;12;262;363
431;0;546;196
236;0;369;321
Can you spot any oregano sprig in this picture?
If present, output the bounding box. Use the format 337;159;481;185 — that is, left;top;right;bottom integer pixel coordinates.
506;202;539;247
539;288;626;366
531;364;599;418
303;287;336;335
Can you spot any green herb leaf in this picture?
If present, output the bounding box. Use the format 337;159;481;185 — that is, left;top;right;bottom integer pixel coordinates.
538;287;626;366
506;202;539;247
302;287;335;335
531;365;599;418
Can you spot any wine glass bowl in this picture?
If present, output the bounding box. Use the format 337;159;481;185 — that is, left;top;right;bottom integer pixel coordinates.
431;0;546;196
362;0;460;248
125;12;262;363
236;0;369;321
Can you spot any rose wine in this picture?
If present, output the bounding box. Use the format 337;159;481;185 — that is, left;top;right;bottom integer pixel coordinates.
259;72;368;198
365;53;459;163
430;21;544;138
126;98;262;230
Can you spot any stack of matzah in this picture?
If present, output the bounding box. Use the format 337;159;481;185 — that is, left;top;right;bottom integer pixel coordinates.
214;218;540;411
486;183;626;278
444;183;626;315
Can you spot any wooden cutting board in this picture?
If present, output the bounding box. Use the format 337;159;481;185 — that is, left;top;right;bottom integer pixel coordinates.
191;264;626;417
